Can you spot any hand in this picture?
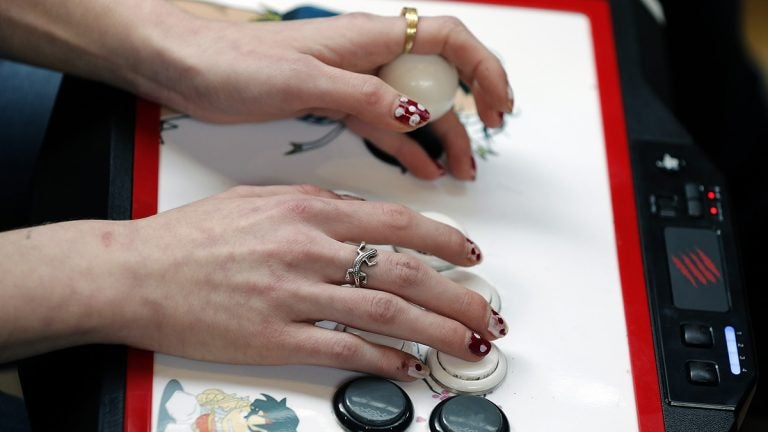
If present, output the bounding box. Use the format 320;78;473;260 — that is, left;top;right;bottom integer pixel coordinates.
1;1;510;180
105;185;506;380
156;11;512;181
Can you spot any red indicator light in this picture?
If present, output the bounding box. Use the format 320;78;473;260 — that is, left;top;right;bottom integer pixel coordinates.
707;191;716;200
710;207;719;215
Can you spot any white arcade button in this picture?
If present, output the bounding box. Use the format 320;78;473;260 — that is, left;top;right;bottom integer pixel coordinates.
426;344;507;395
441;269;502;311
394;211;465;272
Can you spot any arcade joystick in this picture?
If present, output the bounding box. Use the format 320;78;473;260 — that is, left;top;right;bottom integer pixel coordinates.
378;54;460;122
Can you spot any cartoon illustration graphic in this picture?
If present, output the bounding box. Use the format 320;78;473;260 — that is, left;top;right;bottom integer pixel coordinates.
156;380;299;432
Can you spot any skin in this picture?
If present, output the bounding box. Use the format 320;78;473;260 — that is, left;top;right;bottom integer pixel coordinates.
0;1;512;379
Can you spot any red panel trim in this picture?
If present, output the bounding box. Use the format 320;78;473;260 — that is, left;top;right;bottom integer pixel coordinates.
124;98;160;432
586;4;665;431
123;1;665;431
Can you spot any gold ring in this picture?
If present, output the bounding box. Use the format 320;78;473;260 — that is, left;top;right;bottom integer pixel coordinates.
401;7;418;54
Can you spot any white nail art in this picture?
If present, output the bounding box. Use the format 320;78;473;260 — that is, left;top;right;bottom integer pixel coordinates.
407;359;430;379
488;309;508;339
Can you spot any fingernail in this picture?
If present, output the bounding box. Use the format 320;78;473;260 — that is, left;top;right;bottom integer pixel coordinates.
466;237;482;263
406;358;430;379
469;332;492;357
395;96;430;127
488;309;508;338
506;86;515;113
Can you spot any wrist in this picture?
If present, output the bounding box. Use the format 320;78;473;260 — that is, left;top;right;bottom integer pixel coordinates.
0;220;139;361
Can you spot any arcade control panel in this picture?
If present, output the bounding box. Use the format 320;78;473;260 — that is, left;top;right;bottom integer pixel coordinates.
631;142;757;430
612;0;758;428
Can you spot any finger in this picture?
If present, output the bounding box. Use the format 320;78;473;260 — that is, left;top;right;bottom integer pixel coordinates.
307;61;432;132
217;184;343;200
345;117;445;180
357;15;511;126
428;112;475;181
414;17;512;120
319;201;483;266
298;284;496;362
285;325;431;381
312;247;500;343
293;288;484;363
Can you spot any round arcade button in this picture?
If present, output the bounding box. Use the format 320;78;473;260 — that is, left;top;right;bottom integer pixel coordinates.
429;395;510;432
394;211;466;272
441;269;502;311
333;377;414;432
426;344;507;395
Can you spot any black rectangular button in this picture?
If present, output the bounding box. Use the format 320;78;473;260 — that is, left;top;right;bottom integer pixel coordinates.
687;199;703;218
685;183;702;199
687;361;719;385
651;194;678;218
682;324;713;347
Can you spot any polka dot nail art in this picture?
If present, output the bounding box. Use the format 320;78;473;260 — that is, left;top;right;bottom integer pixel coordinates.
488;309;508;339
466;237;482;263
395;96;430;127
406;358;430;379
469;332;492;357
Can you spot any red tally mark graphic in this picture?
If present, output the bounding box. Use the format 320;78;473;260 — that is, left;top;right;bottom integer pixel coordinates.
671;247;722;288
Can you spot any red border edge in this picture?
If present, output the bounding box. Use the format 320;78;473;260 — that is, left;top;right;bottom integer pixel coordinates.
124;98;160;432
581;3;665;431
456;1;664;430
124;1;664;431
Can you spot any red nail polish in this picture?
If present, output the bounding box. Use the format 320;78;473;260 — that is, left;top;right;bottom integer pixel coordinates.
395;96;430;127
466;237;482;262
469;333;492;357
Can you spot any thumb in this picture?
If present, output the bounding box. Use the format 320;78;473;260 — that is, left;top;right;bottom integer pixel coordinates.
311;63;431;132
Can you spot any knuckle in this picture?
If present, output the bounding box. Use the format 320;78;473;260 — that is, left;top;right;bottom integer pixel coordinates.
328;336;362;360
275;197;327;219
439;15;468;33
388;254;428;289
294;183;328;197
377;203;415;231
356;76;385;108
455;287;485;317
365;294;402;325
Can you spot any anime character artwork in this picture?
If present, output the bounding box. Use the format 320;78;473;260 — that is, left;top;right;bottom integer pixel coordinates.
157;379;300;432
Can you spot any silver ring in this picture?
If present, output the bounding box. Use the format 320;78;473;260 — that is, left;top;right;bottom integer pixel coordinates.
345;242;378;287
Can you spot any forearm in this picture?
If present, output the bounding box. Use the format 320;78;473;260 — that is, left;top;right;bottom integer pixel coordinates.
0;0;200;108
0;220;134;362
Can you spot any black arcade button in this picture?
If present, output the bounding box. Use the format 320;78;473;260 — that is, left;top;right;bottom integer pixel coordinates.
333;377;413;431
429;395;510;432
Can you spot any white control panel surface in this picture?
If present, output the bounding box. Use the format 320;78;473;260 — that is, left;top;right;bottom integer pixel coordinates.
148;0;639;430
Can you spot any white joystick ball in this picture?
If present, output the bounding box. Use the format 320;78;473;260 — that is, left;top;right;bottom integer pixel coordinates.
379;54;460;121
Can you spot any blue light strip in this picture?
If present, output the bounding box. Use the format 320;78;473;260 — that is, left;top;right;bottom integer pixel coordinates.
725;326;741;375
